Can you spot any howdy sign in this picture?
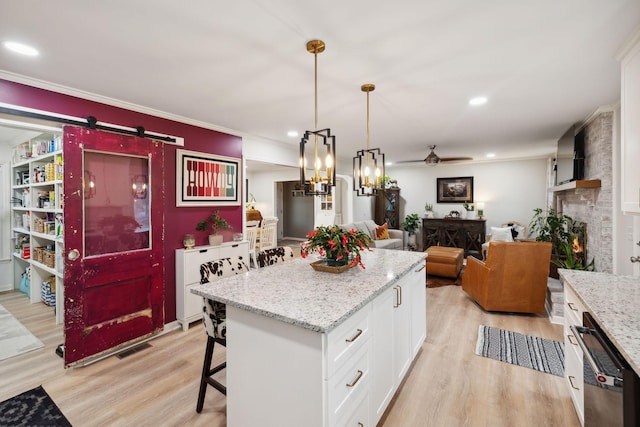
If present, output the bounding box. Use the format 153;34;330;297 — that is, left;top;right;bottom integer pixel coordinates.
176;149;241;206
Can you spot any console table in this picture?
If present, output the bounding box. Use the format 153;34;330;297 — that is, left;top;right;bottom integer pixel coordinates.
422;218;486;259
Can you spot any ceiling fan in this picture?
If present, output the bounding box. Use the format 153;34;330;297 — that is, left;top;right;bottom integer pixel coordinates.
397;145;473;166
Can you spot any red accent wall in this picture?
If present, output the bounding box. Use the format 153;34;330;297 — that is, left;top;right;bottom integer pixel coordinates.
0;79;243;323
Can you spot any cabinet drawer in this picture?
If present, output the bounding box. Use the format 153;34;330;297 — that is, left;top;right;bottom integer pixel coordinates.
564;286;585;326
326;305;370;378
181;247;221;285
337;389;369;427
328;342;370;426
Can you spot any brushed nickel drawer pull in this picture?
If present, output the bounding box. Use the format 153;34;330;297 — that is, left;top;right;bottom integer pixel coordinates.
568;375;580;390
393;286;400;308
346;370;363;388
358;423;364;427
567;334;578;346
345;329;363;343
567;302;578;312
415;264;426;272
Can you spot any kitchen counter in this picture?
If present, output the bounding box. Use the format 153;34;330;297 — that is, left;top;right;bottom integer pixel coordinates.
558;269;640;375
191;248;426;333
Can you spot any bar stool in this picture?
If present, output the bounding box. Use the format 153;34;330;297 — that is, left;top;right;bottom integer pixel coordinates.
196;256;250;413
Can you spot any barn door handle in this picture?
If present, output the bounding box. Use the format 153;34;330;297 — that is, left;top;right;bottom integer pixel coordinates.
67;249;80;261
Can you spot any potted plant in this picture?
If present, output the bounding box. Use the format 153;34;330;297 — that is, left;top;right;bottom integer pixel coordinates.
300;225;373;269
424;203;434;218
552;241;596;271
195;210;233;246
401;213;421;247
528;208;586;277
462;202;474;219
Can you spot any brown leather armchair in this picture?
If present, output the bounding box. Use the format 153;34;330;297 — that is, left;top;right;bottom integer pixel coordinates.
461;241;552;314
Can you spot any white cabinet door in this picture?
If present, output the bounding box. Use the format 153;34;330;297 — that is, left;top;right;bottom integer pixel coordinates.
409;265;427;357
370;286;395;424
393;278;412;385
621;34;640;213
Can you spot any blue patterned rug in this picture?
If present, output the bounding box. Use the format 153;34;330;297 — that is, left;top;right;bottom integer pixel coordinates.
0;386;72;426
475;325;601;386
475;325;565;376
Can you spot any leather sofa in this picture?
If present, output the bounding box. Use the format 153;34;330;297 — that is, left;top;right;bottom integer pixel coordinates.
461;241;552;314
339;219;404;250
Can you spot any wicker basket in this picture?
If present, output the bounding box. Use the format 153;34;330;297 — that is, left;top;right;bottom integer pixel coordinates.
32;246;44;264
33;218;46;234
43;250;55;269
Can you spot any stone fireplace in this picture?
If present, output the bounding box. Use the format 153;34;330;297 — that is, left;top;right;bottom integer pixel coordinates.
553;109;614;273
545;109;615;324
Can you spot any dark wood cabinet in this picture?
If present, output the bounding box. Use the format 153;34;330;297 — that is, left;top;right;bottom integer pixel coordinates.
375;188;400;229
422;218;486;259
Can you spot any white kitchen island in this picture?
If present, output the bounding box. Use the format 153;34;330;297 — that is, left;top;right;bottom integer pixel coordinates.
191;248;427;427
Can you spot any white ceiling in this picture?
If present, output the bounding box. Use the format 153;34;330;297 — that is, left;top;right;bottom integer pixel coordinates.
1;1;639;166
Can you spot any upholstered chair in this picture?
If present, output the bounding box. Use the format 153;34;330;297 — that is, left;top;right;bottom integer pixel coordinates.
462;241;552;314
197;256;250;413
256;246;294;268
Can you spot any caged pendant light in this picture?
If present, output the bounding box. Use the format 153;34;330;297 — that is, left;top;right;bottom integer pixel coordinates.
299;39;336;196
353;83;385;196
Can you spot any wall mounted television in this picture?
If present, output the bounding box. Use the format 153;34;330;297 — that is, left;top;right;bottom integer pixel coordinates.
555;125;585;185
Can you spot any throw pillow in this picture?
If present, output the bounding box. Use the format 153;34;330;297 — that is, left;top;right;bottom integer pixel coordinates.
376;223;390;240
490;226;514;242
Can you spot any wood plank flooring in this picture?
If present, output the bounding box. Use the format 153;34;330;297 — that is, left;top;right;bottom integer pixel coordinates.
0;284;580;427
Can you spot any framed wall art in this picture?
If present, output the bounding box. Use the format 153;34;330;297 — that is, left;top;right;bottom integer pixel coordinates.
176;149;241;206
437;176;474;203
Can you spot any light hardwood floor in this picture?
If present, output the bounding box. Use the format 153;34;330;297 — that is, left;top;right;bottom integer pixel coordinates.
0;284;580;427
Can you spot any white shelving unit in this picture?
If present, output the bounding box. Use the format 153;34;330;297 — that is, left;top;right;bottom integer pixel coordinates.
10;132;65;324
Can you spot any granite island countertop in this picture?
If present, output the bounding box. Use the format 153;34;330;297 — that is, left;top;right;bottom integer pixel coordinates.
558;269;640;376
191;248;426;333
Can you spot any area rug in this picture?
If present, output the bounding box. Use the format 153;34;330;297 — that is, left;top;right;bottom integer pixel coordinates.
0;385;72;426
476;326;603;387
426;267;464;288
0;303;44;361
475;325;565;376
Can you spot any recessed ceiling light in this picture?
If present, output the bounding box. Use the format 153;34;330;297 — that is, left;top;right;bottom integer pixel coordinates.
3;41;39;57
287;130;299;137
486;153;495;158
469;96;488;106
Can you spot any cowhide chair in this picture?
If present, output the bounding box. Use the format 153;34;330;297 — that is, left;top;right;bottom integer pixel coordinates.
196;256;249;413
255;246;294;268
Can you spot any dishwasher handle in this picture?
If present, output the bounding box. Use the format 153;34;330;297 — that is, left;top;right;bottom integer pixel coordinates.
570;324;621;386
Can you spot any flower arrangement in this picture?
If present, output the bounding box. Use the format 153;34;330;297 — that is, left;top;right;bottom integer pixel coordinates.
301;225;373;269
195;210;232;235
462;201;474;211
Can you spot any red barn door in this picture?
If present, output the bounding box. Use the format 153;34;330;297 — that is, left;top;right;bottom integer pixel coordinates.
63;126;164;367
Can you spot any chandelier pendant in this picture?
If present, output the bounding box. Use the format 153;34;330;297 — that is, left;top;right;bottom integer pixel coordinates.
353;83;385;196
299;39;336;196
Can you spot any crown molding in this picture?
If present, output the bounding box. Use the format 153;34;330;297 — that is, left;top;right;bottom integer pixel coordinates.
0;70;245;138
616;26;640;61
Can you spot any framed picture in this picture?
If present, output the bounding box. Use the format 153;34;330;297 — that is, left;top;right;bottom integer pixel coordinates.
176;149;241;206
437;176;474;203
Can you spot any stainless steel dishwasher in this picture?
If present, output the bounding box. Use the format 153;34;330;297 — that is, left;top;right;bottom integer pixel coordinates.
571;312;640;427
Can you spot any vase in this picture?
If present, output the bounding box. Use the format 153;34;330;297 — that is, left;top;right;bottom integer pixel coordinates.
208;234;223;246
183;234;195;249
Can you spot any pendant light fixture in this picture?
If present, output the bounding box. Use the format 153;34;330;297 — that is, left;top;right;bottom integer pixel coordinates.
353;83;385;196
299;39;336;196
